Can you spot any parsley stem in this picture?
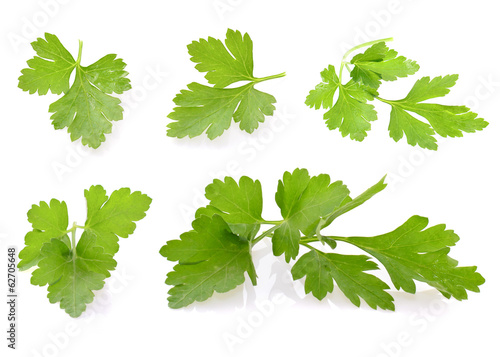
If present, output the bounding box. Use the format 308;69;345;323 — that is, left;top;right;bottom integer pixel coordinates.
300;236;347;244
299;242;323;254
341;37;394;63
261;220;283;225
76;40;83;66
374;96;397;106
70;221;77;252
252;72;286;83
252;225;280;246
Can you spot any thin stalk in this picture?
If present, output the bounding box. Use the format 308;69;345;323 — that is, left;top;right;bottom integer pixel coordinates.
76;40;83;66
300;235;347;244
300;242;322;254
252;225;281;246
261;220;284;225
70;222;77;254
341;37;394;63
252;72;286;83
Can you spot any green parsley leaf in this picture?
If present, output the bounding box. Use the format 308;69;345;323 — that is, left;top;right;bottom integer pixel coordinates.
188;29;254;88
31;234;116;318
350;42;419;89
83;185;153;255
18;33;131;148
304;65;340;109
273;169;349;262
203;176;263;224
291;251;394;310
162;169;484;309
160;215;257;309
18;199;69;271
167;29;285;139
341;216;485;299
306;66;378;141
382;75;488;150
306;38;488;149
19;186;151;317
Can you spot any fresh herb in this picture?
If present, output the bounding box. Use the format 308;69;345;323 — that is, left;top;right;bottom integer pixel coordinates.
306;39;488;149
167;29;285;139
161;169;484;309
18;186;151;317
18;33;131;148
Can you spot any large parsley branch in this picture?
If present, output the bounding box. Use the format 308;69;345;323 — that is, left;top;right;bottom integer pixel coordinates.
161;169;484;309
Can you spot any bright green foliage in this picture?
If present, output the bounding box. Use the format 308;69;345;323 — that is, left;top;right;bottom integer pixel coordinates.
306;39;487;149
306;65;379;141
18;199;69;270
291;251;394;310
384;75;488;150
343;216;485;300
31;234;116;318
160;215;256;309
325;79;378;141
18;33;131;148
19;186;151;317
273;169;349;262
84;186;152;255
167;29;285;139
161;169;484;309
203;176;263;224
350;42;419;89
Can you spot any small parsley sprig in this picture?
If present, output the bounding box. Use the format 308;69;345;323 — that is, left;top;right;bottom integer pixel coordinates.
306;38;488;150
18;186;151;317
161;169;484;309
18;33;131;148
167;29;286;139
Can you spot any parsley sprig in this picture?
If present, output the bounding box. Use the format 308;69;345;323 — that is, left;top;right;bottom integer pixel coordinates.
306;38;488;149
167;29;286;139
18;33;131;148
161;169;484;309
18;186;151;317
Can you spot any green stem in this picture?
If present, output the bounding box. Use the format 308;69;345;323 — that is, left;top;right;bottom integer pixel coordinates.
252;72;286;83
339;62;346;83
300;235;347;244
261;220;284;225
300;242;323;254
76;40;83;66
252;225;281;246
70;222;77;253
299;237;319;244
341;37;394;62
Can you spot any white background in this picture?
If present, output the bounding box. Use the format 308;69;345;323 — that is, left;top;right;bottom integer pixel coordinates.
0;0;498;356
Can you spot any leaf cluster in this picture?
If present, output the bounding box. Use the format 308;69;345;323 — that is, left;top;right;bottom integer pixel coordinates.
160;169;484;309
18;186;151;317
306;40;488;149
